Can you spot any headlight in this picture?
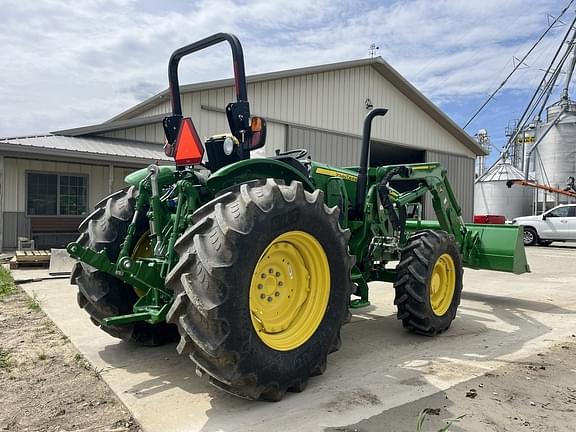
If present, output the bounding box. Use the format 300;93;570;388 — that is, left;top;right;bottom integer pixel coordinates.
223;136;235;156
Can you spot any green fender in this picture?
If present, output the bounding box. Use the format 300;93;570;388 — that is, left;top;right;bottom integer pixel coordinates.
206;159;315;194
124;165;177;186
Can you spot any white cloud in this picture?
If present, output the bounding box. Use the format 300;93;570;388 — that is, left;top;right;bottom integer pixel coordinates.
0;0;568;136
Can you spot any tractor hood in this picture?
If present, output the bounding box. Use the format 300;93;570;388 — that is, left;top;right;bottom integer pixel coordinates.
125;165;177;186
310;162;360;204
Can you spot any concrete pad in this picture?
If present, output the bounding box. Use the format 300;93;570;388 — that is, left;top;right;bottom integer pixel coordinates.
15;245;576;432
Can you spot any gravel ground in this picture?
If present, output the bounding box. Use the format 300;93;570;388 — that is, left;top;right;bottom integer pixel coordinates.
0;284;141;432
329;340;576;431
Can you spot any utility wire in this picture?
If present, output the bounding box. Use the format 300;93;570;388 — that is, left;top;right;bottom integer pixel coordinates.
509;50;570;151
537;18;576;119
524;45;576;184
463;0;575;129
504;20;576;153
477;32;575;181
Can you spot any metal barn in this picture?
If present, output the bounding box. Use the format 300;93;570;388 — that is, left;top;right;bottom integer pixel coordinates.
0;57;485;250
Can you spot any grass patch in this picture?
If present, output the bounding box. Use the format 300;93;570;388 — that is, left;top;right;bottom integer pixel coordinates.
0;266;15;299
0;348;13;371
37;352;48;361
44;322;57;334
74;353;92;371
27;292;41;311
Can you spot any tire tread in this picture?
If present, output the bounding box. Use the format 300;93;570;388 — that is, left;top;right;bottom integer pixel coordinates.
393;229;463;337
165;179;354;400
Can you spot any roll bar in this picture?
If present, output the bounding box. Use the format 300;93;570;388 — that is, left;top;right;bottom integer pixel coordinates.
164;33;251;159
167;33;248;115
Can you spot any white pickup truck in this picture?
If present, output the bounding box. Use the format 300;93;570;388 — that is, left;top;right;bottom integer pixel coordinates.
512;204;576;246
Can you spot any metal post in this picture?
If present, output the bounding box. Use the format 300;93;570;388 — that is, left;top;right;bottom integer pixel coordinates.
0;156;4;252
108;164;114;194
555;190;559;206
562;40;576;101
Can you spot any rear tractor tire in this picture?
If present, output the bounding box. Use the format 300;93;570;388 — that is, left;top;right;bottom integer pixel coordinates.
71;187;179;346
394;230;463;336
165;179;354;401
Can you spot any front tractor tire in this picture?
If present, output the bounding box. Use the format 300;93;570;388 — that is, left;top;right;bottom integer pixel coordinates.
394;230;463;336
71;187;178;346
165;179;354;401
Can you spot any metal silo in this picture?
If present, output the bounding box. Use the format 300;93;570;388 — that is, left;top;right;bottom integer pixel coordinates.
473;13;576;215
474;161;533;220
534;103;576;208
530;31;576;209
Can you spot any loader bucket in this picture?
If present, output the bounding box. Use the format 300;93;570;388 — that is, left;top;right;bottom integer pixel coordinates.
405;221;530;274
464;223;530;274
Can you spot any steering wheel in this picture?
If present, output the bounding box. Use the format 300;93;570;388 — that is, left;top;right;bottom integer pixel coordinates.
275;148;309;159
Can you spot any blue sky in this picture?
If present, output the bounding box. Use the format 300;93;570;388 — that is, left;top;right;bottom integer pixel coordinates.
0;0;572;165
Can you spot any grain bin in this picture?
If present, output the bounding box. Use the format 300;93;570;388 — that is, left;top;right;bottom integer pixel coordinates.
474;161;533;220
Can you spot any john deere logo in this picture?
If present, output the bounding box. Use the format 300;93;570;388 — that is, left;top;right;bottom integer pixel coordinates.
315;167;358;182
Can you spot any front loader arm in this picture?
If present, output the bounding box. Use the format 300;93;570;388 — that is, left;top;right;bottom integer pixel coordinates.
423;169;466;245
377;162;529;274
377;163;466;244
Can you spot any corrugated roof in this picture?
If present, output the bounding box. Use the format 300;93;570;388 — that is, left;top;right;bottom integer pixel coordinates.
0;135;170;165
478;161;529;182
100;57;485;157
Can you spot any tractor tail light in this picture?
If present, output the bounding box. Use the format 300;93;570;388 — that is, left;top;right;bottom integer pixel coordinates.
174;117;204;166
248;116;267;150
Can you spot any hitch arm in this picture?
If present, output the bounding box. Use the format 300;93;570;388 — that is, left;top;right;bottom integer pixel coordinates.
67;243;116;274
67;242;166;296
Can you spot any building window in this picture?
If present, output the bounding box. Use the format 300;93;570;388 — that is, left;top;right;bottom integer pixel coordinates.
59;175;88;215
27;172;88;216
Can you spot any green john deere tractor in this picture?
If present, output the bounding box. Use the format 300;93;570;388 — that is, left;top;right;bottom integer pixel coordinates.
67;33;529;401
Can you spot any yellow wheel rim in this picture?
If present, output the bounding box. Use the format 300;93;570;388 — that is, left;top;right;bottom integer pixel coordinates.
130;231;152;298
429;253;456;316
249;231;330;351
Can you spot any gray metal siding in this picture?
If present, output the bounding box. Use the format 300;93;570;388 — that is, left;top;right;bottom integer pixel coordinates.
4;158;109;213
99;123;166;144
2;212;30;250
287;126;360;166
425;151;475;222
98;107;286;157
1;162;138;250
128;65;475;158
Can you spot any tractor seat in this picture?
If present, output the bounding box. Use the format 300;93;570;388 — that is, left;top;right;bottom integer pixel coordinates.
269;155;309;178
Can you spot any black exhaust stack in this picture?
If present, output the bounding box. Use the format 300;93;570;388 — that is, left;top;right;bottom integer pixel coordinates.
355;108;388;216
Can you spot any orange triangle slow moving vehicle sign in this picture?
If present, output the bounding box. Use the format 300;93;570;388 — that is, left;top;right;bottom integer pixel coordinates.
174;117;204;166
